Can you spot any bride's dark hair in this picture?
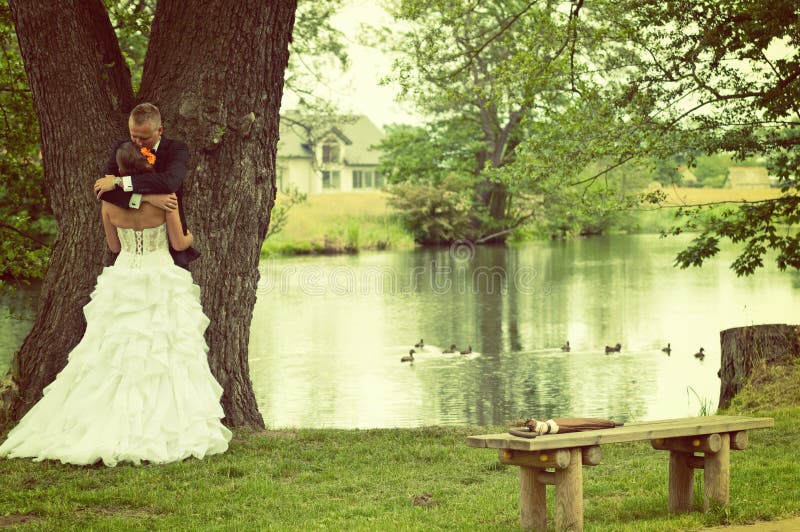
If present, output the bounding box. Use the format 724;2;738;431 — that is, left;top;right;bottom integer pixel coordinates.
115;142;154;175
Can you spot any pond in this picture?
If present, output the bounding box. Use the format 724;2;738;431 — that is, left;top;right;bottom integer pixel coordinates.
2;234;798;428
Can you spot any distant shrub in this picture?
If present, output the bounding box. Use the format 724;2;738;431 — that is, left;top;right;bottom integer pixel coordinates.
386;178;475;245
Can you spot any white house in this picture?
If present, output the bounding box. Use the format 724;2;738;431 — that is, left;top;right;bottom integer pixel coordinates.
276;113;385;194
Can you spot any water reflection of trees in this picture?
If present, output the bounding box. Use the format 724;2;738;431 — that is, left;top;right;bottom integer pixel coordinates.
412;240;653;425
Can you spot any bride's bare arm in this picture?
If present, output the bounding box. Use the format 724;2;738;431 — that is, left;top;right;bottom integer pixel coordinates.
142;193;178;212
166;208;193;251
101;202;121;253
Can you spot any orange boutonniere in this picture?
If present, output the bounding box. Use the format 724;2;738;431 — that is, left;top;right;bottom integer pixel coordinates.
140;147;156;165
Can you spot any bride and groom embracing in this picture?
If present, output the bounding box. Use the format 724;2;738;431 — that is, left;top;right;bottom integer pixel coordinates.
0;103;232;466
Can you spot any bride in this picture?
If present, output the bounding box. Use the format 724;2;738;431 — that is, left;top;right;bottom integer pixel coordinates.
0;142;231;466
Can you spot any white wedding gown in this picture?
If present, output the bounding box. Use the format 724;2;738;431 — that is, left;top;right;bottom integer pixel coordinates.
0;224;232;466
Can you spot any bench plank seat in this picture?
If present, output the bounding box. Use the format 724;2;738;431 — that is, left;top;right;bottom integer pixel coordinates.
466;415;774;451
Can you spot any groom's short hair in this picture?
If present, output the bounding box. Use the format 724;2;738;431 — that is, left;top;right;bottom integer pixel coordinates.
129;103;162;128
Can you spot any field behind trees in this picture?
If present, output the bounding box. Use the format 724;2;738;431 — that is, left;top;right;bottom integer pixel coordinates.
659;187;783;206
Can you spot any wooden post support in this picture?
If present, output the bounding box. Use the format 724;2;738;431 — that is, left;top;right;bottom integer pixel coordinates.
499;447;600;468
688;455;705;469
500;448;572;469
652;433;722;453
729;431;748;450
581;445;602;466
555;448;583;531
668;450;694;513
537;470;556;485
704;432;730;511
520;466;547;530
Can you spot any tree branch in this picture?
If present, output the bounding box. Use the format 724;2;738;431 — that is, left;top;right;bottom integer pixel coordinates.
568;154;636;187
0;223;50;248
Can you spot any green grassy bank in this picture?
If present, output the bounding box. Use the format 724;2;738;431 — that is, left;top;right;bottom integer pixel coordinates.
1;361;798;530
260;188;784;257
261;192;414;257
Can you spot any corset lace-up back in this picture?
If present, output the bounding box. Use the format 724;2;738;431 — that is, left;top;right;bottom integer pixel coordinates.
116;224;172;269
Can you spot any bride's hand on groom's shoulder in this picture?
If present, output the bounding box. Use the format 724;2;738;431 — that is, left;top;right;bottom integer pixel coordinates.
143;193;178;212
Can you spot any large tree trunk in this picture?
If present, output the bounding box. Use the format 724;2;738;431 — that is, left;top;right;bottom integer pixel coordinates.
138;1;296;428
718;324;800;409
0;0;297;435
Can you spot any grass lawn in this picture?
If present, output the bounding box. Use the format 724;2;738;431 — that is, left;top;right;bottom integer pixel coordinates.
261;191;414;256
1;362;798;530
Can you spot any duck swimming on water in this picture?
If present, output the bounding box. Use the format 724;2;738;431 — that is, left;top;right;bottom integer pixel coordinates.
561;341;571;352
401;349;415;362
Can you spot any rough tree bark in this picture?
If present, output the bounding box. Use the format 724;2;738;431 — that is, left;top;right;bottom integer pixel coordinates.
718;324;800;409
0;0;297;434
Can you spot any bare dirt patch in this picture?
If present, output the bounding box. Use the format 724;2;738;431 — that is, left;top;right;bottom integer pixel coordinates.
0;514;43;528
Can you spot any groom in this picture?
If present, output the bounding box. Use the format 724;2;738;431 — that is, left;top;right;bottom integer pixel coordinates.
94;102;199;269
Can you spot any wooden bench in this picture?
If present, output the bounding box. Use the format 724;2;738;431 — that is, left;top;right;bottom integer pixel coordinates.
466;415;774;531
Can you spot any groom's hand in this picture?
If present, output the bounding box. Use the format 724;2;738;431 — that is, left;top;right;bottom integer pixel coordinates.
94;175;117;199
143;193;178;212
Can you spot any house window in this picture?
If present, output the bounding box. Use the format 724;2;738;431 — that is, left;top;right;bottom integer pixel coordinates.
353;170;381;189
322;140;341;164
322;170;340;189
353;170;364;188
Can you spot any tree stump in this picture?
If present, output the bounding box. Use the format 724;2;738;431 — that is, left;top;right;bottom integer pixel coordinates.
718;324;800;409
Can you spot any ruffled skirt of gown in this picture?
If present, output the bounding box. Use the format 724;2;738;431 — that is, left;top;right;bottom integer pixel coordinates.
0;231;232;466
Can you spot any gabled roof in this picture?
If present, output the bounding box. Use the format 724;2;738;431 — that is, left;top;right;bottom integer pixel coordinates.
321;127;352;145
277;112;384;165
277;113;315;159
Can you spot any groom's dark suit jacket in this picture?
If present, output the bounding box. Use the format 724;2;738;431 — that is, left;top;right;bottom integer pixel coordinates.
101;136;199;269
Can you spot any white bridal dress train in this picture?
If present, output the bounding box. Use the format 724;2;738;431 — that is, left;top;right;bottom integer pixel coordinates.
0;224;232;466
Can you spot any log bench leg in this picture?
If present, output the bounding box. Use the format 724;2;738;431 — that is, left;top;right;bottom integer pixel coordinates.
669;450;694;512
704;433;730;510
656;432;734;513
513;447;585;531
519;466;547;530
555;448;583;531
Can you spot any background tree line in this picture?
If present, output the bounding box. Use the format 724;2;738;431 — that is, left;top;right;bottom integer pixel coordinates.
376;0;798;275
4;0;797;281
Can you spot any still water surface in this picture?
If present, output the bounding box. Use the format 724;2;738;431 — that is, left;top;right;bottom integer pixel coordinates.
2;234;798;428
